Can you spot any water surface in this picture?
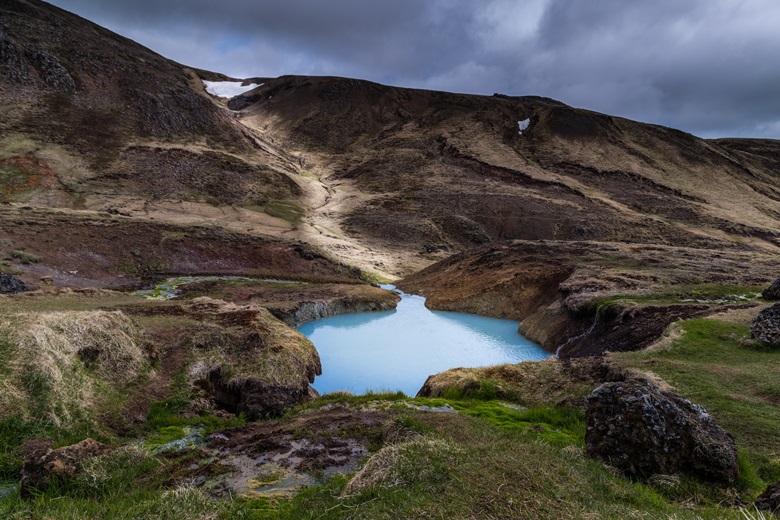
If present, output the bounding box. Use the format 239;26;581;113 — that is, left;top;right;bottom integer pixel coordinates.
298;286;549;396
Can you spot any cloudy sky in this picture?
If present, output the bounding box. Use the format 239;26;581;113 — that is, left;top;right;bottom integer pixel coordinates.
49;0;780;139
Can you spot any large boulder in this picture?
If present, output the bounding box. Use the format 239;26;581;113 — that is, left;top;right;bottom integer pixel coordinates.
762;278;780;300
756;481;780;515
20;438;112;495
751;303;780;345
0;274;27;294
585;379;739;485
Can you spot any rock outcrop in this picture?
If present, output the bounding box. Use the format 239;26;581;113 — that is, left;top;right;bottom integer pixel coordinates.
585;379;739;485
762;278;780;300
20;438;112;495
756;481;780;515
751;303;780;345
0;273;27;294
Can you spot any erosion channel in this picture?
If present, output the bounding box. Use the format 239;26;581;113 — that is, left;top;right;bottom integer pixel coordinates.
298;285;549;396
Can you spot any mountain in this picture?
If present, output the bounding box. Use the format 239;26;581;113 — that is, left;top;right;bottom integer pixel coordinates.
3;0;780;285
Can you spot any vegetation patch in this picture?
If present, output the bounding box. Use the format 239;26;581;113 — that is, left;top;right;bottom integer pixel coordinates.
591;284;764;312
0;310;148;429
10;250;42;265
0;263;23;275
0;166;30;200
264;199;305;226
613;318;780;486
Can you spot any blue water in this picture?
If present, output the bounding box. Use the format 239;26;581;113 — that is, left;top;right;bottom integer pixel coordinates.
298;286;550;396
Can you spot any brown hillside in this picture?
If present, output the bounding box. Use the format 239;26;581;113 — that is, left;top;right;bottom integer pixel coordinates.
2;0;780;283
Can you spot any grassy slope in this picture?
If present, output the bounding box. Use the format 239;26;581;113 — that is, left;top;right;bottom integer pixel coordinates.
1;293;778;518
612;318;780;484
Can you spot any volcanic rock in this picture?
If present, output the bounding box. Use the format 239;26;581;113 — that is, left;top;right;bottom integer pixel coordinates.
0;274;27;294
751;303;780;345
585;379;738;485
762;278;780;300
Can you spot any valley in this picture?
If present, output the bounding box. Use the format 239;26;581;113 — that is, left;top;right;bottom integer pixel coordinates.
1;1;780;518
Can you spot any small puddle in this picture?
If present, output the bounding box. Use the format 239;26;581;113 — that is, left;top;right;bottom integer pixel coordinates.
299;285;550;396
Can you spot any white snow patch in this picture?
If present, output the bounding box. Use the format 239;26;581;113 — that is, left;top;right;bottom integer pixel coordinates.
202;80;262;98
518;118;531;135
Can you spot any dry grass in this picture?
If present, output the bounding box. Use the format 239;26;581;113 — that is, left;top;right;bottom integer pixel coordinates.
421;357;612;407
182;297;320;388
0;310;149;428
341;435;461;496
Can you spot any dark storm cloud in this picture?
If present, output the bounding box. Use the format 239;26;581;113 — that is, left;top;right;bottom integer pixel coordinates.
48;0;780;138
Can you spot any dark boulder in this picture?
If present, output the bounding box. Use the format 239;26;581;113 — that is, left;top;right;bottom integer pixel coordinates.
751;303;780;345
756;481;780;515
0;274;27;294
585;379;739;485
762;278;780;300
20;438;112;495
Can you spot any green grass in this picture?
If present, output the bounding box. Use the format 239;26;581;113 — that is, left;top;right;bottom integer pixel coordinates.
0;391;766;519
9;250;42;265
615;318;780;485
1;297;776;518
590;284;764;314
415;398;585;448
141;371;245;436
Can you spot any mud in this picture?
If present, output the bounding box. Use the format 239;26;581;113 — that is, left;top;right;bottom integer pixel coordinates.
180;406;394;497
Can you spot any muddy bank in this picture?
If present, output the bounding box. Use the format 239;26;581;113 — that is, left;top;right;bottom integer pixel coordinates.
400;240;780;357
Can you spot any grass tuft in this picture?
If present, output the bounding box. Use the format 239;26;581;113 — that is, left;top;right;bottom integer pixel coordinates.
10;250;42;265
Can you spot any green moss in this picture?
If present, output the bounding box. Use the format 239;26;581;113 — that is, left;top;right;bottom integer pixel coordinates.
145;425;187;450
0;166;30;200
114;256;167;277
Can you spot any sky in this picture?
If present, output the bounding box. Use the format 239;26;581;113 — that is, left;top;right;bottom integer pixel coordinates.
48;0;780;139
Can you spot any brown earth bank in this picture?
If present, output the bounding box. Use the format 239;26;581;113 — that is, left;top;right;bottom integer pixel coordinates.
0;278;398;430
175;279;400;326
0;205;364;289
400;240;780;357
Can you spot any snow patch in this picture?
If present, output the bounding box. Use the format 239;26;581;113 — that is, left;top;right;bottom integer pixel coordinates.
518;118;531;135
202;80;262;98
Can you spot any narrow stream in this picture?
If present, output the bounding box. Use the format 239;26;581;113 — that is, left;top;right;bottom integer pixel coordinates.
299;286;549;396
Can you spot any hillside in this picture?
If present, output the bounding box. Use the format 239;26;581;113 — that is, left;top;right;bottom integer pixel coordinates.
2;1;780;518
3;1;780;284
